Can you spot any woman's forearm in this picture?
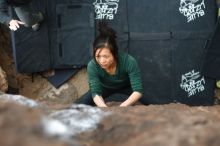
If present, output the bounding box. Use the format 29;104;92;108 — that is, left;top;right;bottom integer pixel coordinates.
120;91;142;107
93;95;108;107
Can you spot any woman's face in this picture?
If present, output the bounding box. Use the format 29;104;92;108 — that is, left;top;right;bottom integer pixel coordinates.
95;47;115;69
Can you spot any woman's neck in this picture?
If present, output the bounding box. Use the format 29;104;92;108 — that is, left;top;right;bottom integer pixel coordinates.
105;61;117;75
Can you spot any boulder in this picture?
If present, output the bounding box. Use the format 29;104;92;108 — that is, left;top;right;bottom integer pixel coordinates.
0;102;72;146
0;66;8;92
76;103;220;146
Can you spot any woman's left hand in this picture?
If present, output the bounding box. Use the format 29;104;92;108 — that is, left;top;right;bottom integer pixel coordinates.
119;91;142;107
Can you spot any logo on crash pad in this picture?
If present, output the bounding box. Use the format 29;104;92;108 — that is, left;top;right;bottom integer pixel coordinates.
179;0;206;22
180;70;205;97
93;0;119;20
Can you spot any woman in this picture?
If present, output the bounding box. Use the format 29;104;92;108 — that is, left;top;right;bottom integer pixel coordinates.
76;22;143;107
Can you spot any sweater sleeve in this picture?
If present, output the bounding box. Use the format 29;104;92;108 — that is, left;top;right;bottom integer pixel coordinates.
126;55;144;94
87;60;103;98
0;0;11;25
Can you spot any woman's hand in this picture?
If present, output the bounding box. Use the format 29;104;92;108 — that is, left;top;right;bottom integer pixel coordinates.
93;95;108;107
9;19;25;31
120;91;142;107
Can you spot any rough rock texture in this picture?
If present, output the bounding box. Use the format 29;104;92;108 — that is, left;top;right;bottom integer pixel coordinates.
77;103;220;146
2;96;220;146
0;26;11;93
0;94;109;146
0;102;70;146
0;25;20;92
0;66;8;92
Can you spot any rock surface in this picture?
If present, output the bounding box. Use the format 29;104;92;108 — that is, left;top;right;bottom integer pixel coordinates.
0;66;8;92
0;102;71;146
0;94;108;146
1;94;220;146
77;103;220;146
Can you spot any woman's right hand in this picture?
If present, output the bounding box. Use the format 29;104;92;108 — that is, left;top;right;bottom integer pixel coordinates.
9;19;25;31
93;95;108;107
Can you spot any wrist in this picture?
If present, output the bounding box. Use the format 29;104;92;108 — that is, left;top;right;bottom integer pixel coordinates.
120;103;128;107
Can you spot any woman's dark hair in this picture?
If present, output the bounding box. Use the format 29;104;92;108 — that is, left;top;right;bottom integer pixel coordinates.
93;21;118;63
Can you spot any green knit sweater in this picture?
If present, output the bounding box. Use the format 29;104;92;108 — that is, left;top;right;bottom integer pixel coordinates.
87;52;143;97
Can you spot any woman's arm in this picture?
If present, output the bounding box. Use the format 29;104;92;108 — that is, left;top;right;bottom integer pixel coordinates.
87;61;106;107
120;91;142;107
121;55;143;107
93;95;108;107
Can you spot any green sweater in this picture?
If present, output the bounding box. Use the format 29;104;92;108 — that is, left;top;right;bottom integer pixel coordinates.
87;52;143;97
